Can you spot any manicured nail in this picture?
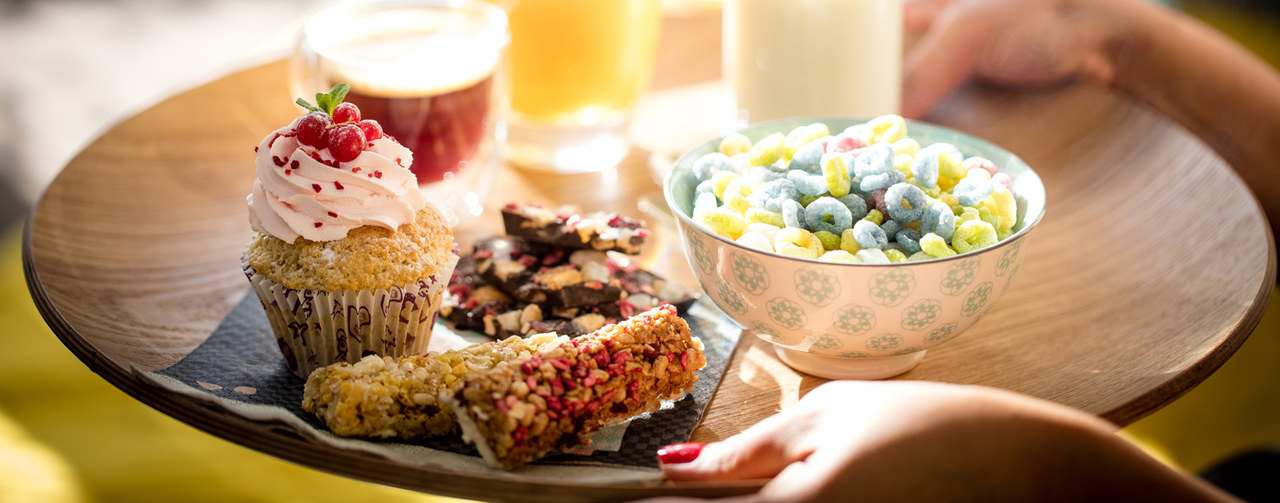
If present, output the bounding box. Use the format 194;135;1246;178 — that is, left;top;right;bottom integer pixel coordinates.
657;442;705;465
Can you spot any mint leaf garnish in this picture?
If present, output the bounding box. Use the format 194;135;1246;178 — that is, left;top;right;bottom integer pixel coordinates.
295;98;324;113
295;84;353;116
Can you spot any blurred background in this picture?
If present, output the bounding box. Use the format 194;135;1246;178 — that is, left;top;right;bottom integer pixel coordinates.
0;0;1277;501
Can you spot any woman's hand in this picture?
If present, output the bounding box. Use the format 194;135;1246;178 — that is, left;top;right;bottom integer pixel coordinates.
644;380;1236;502
902;0;1123;119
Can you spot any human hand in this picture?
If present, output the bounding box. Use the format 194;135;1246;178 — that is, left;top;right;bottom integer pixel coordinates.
641;380;1234;503
901;0;1126;119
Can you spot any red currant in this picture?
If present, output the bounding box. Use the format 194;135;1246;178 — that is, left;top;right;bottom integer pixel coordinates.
357;119;383;141
332;102;361;124
296;112;331;148
330;124;367;163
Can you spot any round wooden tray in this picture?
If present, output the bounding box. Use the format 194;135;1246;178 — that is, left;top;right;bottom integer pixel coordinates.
24;56;1275;500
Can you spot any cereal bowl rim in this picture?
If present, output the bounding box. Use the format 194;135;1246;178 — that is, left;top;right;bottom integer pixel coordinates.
662;115;1047;268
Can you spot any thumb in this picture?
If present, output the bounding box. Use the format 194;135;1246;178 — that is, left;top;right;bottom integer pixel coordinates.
901;6;987;119
658;411;816;482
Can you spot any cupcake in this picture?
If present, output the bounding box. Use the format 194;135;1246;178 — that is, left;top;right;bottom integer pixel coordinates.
244;84;458;378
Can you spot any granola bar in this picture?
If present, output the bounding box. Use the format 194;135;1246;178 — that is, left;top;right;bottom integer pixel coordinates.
501;202;649;254
445;305;706;470
302;332;568;439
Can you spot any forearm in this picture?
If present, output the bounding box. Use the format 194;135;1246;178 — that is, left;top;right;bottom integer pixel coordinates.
1103;0;1280;240
949;390;1239;503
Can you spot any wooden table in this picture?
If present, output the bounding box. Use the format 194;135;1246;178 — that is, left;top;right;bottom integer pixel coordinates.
22;9;1275;502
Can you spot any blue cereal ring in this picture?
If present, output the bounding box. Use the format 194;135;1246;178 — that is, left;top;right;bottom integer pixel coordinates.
884;182;927;223
853;143;895;178
790;140;826;174
852;219;888;250
860;169;905;192
744;164;784;183
803;196;854;234
696;179;717;196
954;175;994;206
910;151;939;188
749;179;799;212
836;194;868;221
787;169;829;196
693;152;732;182
880;219;902;239
895;228;924;254
781;198;805;228
921;201;957;242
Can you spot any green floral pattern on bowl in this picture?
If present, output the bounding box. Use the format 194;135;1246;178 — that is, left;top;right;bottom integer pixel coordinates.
666;116;1046;379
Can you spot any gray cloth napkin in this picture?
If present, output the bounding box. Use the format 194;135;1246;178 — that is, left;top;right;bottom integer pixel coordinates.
141;290;740;472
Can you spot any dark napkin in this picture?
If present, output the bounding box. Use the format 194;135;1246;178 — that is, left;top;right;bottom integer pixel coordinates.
146;290;740;469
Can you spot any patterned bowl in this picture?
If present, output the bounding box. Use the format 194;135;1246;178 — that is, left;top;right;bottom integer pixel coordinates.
663;117;1046;379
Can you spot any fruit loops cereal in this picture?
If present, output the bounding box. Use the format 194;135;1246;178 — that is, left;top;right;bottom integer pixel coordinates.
688;115;1019;263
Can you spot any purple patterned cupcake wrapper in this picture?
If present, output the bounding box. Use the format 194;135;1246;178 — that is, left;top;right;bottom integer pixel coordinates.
241;257;456;378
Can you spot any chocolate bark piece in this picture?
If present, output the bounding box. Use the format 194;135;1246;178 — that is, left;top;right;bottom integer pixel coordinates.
501;203;649;254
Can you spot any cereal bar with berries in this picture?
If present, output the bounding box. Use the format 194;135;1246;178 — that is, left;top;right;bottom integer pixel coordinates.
445;305;706;470
302;332;568;439
501;202;650;254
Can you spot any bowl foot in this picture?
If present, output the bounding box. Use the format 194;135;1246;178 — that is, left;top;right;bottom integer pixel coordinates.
773;346;926;380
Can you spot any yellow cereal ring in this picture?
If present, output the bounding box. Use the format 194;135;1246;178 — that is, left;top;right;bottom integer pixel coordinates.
892;138;921;156
952;219;998;253
863;209;884;225
745;207;786;227
956;206;980;226
722;179;755;214
920;232;958;258
939;193;961;212
698;206;748;239
938;151;966;180
748;132;785;166
981;187;1017;232
719;132;752;157
775;227;824;257
776;242;819;259
784;123;830;160
822;153;851;197
840;228;861;254
893;154;914;178
735;231;775;252
711;171;739;200
819;250;859;263
869;114;907;144
798;194;821;207
884;248;908;263
814;230;842;250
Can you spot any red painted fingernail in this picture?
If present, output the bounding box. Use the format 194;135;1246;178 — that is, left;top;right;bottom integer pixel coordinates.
657;442;705;465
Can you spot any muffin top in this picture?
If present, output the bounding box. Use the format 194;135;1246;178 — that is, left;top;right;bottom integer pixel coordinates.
246;206;455;291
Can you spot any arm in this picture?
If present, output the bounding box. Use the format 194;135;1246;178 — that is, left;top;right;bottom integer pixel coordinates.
903;0;1280;242
652;381;1237;502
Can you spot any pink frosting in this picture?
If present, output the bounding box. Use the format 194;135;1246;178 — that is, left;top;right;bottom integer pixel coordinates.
247;117;425;243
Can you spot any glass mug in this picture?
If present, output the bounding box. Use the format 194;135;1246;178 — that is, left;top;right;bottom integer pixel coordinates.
497;0;661;173
291;0;509;222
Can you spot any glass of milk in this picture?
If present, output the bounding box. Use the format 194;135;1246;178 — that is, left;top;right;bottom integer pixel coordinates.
723;0;903;126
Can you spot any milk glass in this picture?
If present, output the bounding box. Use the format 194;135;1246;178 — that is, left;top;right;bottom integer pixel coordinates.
724;0;902;125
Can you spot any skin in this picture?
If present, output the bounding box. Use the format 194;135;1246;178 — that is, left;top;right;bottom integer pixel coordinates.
639;0;1280;500
903;0;1280;247
648;381;1237;502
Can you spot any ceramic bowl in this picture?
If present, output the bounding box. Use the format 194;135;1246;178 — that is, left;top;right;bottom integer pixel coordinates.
663;117;1046;379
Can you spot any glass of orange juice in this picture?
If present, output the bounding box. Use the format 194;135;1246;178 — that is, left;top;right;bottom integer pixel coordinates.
496;0;662;173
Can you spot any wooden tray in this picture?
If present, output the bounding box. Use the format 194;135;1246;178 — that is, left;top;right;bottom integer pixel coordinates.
23;38;1275;503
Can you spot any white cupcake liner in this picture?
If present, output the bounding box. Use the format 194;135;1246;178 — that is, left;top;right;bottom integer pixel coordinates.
242;256;456;378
